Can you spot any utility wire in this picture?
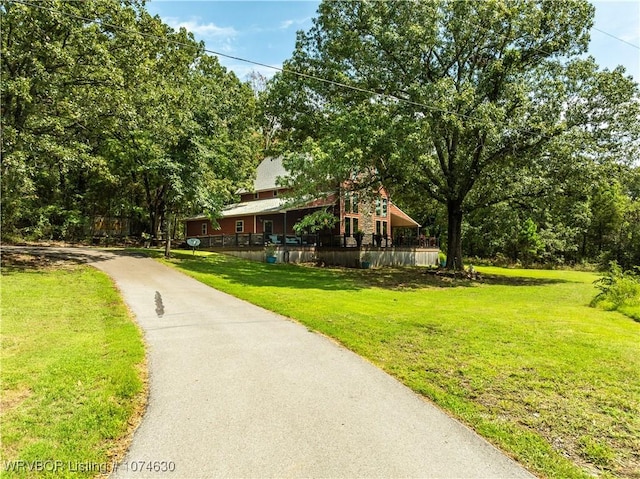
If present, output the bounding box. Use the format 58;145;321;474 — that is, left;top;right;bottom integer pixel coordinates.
592;27;640;50
9;0;454;115
7;0;638;122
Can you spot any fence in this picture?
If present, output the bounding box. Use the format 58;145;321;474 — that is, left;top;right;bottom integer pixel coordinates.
190;233;439;249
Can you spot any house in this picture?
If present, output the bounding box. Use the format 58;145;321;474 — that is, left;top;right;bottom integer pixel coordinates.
185;157;420;247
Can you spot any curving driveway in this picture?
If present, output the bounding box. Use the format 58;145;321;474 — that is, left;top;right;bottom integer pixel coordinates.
6;246;535;478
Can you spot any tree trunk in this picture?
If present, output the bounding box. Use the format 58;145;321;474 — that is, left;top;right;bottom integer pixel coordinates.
446;202;464;270
164;211;171;258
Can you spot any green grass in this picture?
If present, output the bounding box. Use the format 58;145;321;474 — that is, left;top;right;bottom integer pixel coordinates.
148;249;639;479
619;304;640;322
1;253;146;478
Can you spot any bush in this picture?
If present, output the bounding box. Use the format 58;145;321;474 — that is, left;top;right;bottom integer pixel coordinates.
591;262;640;311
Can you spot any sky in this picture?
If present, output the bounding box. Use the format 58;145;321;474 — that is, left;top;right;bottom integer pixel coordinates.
146;1;640;84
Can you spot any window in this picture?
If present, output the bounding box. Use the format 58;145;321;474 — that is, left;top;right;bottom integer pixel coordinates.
345;192;359;214
352;218;359;235
382;221;388;237
344;217;351;236
273;190;278;197
201;222;207;235
235;220;244;233
376;221;381;235
375;198;381;216
254;192;259;199
382;198;388;217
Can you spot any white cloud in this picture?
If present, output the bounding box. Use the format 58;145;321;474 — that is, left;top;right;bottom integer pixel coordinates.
165;17;238;39
279;16;311;30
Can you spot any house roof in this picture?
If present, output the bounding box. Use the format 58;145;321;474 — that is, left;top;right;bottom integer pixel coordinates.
221;196;334;217
253;157;289;192
184;194;337;223
220;197;287;217
390;203;420;227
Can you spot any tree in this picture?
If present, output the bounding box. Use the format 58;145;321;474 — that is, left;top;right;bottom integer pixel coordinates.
1;0;143;239
2;1;260;248
100;19;260;256
265;0;639;269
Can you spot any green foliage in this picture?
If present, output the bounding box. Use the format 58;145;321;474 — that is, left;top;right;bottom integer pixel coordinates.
266;0;640;270
1;0;259;243
591;262;640;311
264;244;277;257
462;164;640;269
292;209;338;234
517;218;544;266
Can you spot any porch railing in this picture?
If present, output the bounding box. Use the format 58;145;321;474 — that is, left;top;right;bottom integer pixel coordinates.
188;233;439;249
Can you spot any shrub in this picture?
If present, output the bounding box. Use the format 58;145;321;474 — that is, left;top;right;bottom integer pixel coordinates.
591;262;640;311
265;244;277;257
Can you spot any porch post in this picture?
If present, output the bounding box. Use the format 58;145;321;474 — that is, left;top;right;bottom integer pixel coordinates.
282;211;288;262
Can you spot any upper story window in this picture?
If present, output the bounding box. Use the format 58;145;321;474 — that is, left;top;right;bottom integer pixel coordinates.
345;192;358;214
376;197;388;217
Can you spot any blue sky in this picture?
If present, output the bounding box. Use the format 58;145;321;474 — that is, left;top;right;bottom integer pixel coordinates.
146;1;639;83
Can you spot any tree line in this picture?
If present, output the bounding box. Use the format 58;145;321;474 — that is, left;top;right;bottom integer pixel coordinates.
1;0;260;248
2;0;639;268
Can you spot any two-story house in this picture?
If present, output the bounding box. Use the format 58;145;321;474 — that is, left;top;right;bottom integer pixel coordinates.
185;157;419;246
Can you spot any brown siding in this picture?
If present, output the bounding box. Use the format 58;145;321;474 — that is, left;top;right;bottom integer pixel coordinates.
255;214;284;234
186;219;213;237
218;216;255;234
239;188;291;202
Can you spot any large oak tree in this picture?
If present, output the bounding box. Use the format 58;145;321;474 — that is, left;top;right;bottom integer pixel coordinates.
266;0;639;269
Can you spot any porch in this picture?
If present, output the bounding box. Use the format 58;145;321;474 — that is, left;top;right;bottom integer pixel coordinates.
187;232;440;249
184;233;440;268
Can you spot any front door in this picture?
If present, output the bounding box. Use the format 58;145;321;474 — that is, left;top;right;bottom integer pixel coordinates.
264;220;273;234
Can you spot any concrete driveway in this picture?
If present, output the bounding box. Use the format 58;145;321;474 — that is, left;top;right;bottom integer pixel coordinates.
5;246;535;478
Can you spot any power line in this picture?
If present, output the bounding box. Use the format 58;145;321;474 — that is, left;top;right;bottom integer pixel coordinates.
7;0;636;122
592;27;640;51
8;0;457;117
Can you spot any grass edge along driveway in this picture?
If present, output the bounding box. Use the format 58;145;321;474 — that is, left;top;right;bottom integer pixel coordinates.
154;249;639;479
1;253;147;478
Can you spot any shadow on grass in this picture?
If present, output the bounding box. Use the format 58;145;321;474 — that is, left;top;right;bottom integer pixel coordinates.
351;269;569;289
475;274;570;287
0;246;115;274
168;251;363;292
133;249;570;292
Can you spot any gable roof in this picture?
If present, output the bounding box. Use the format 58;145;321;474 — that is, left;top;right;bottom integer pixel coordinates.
253;157;289;192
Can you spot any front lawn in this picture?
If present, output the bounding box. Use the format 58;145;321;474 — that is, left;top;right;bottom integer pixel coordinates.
152;250;639;479
1;252;146;478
